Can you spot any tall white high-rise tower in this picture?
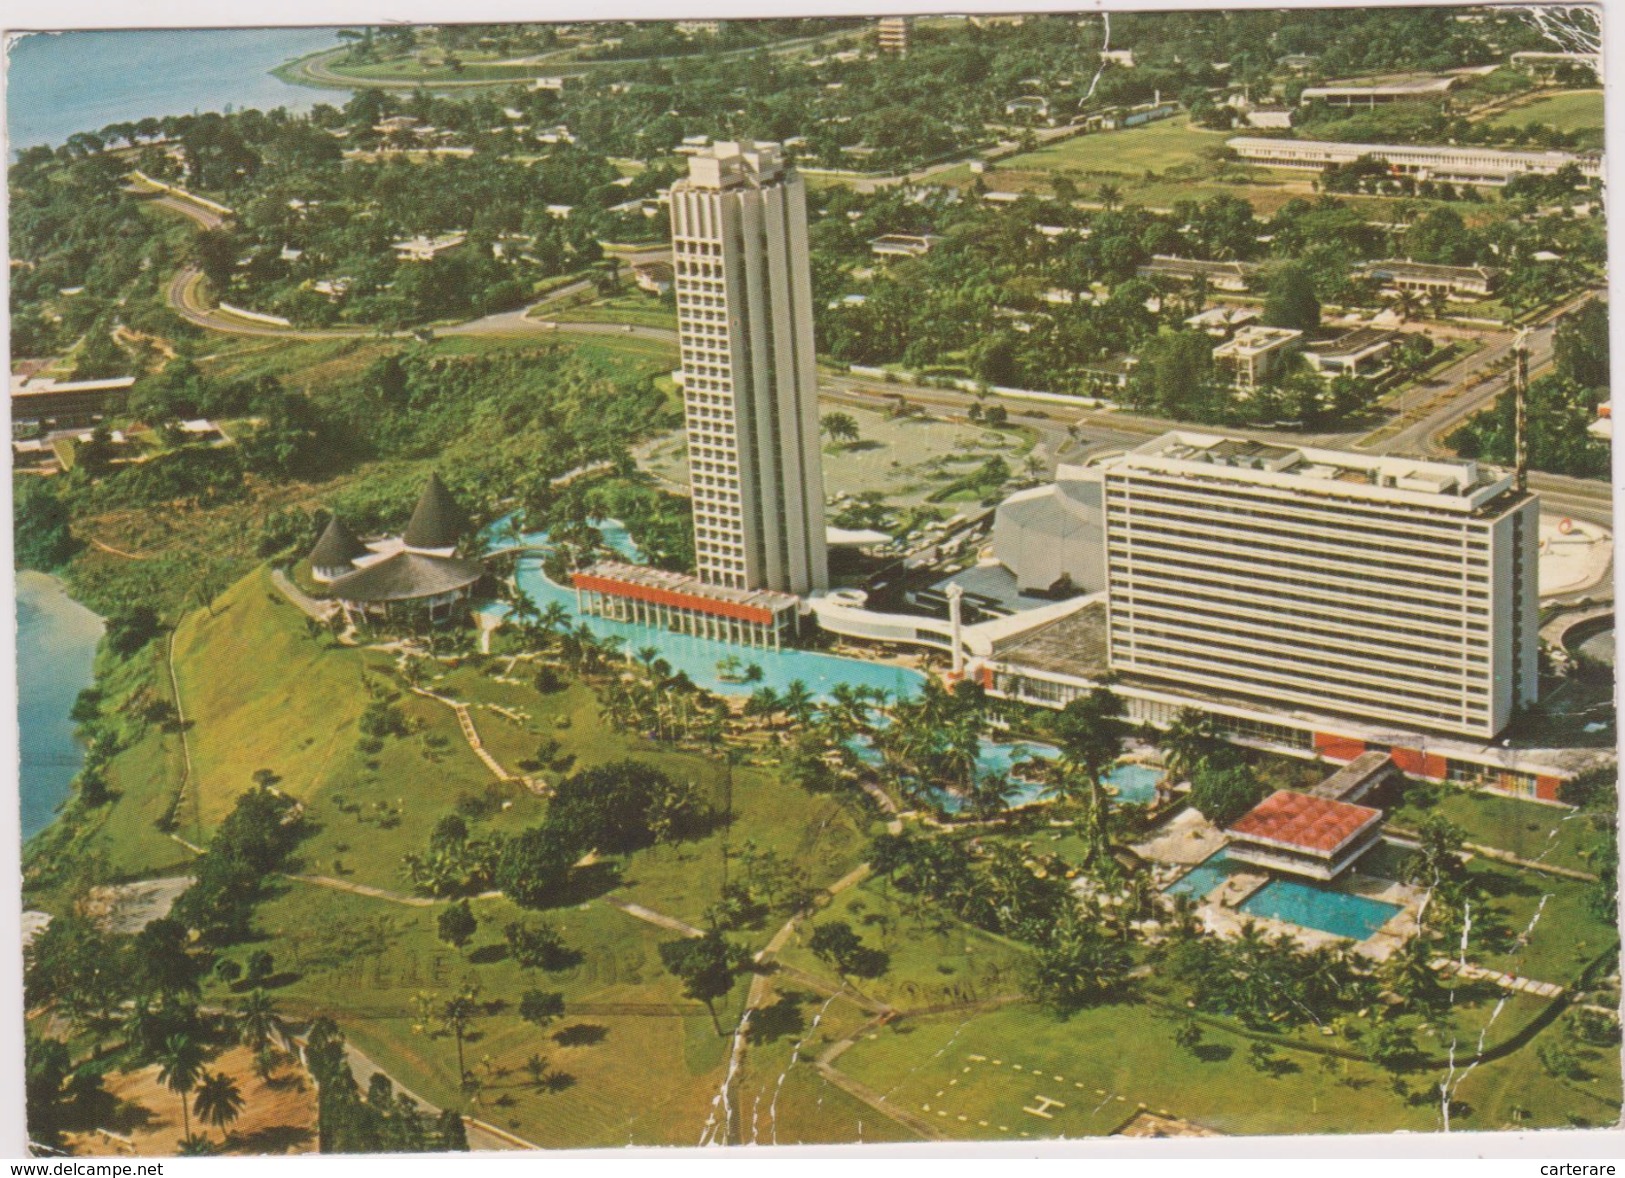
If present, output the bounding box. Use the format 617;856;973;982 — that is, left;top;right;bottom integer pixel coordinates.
669;140;829;596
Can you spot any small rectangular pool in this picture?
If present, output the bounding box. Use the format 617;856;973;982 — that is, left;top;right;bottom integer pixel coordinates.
1162;850;1236;901
1162;851;1401;942
1238;879;1401;941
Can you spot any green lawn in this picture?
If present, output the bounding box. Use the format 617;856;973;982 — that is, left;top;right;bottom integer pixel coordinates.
1388;785;1605;876
1001;117;1236;178
251;884;743;1147
556;292;677;332
1486;90;1604;146
775;877;1029;1012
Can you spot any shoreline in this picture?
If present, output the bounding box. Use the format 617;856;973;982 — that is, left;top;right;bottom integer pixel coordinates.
16;570;105;843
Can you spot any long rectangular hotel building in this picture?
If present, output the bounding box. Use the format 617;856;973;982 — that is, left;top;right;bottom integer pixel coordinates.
1102;434;1539;741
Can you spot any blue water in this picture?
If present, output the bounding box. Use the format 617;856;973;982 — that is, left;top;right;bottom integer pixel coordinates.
488;522;926;704
16;572;105;840
1239;879;1401;941
8;27;342;153
1104;762;1165;805
1163;850;1239;900
1161;850;1401;941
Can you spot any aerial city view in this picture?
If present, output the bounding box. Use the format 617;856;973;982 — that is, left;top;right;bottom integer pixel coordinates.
8;5;1619;1155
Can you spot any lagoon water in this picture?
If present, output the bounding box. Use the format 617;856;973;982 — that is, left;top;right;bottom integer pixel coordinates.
8;27;342;152
16;572;104;840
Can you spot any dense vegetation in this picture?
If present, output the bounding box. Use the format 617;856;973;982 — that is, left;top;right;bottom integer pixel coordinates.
1449;297;1611;477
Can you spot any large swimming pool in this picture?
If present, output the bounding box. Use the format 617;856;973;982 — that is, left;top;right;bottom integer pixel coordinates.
484;521;926;703
1238;879;1400;941
1161;850;1401;942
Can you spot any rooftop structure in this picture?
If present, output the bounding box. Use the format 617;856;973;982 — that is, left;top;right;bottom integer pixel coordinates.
1356;259;1500;299
632;260;674;294
1224;790;1385;880
1185;306;1259;337
318;475;484;624
574;561;800;650
1137;255;1261;292
1227;136;1602;185
1301;328;1400;377
309;517;369;583
1100;432;1540;740
670;141;829;597
392;233;467;262
402;472;469;555
1299;76;1458;106
1213;326;1303;391
991;464;1106;595
868;233;942;259
1244;106;1294;130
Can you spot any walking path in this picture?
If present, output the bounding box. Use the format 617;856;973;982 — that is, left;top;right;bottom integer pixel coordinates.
1432;958;1565;999
284;873;437;908
165;631;200;841
339;1043;538;1152
405;685;533;789
270;567;340;623
601;896;706;938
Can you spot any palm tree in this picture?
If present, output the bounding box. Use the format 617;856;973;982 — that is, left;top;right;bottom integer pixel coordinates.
157;1033;206;1140
1163;707;1222;782
780;680;817;728
236;990;293;1056
192;1071;244;1146
1096;182;1122;211
744;686;783;730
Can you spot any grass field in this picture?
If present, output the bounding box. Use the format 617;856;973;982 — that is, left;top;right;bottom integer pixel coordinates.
1486;90;1604;146
553;292;677;332
832;991;1619;1137
1386;785;1607;876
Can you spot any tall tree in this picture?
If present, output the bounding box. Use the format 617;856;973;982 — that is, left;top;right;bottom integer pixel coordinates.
1262;263;1320;333
157;1033;206;1141
658;929;747;1036
192;1071;245;1145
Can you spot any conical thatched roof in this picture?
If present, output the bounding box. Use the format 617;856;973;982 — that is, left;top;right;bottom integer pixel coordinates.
328;551;486;603
309;516;368;569
403;473;468;552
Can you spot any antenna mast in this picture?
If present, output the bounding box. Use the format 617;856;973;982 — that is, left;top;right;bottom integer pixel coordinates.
1513;328;1530;494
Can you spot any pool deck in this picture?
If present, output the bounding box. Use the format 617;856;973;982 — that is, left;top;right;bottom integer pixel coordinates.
1132;805;1226;869
1193;868;1423;962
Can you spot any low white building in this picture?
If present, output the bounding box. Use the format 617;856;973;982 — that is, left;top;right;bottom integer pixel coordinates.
1213;325;1303;390
392;233;467;262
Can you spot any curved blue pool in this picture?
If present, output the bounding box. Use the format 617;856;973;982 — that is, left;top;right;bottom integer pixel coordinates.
483;522;926;703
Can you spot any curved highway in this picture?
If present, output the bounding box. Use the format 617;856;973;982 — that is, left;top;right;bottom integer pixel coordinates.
144;186;1612;598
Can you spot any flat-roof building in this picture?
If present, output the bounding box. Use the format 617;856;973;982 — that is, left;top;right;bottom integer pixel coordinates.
573;561;800;650
670;141;829;597
1213;326;1302;391
1299;76;1457;107
868;233;943;259
1357;259;1500;299
1100;432;1540;741
1301;328;1401;377
1227;136;1602;185
1137;255;1261;292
